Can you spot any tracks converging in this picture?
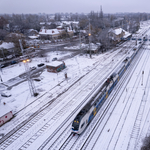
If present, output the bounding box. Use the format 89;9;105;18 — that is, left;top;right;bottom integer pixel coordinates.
0;41;136;150
1;25;150;150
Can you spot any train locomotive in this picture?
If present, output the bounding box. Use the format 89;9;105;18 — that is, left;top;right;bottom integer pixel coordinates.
71;41;144;134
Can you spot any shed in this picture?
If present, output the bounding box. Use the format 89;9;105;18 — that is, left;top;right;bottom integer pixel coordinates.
46;61;66;73
0;102;13;126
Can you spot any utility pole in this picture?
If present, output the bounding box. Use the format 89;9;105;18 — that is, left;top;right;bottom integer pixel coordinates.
79;31;82;54
23;59;38;97
19;39;24;56
89;21;92;58
19;40;38;97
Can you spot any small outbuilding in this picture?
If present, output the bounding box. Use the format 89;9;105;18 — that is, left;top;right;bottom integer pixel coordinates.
0;102;13;126
46;61;66;73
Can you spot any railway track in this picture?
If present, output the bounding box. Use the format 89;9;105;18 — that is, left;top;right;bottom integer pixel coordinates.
57;41;146;150
35;43;139;150
0;43;135;149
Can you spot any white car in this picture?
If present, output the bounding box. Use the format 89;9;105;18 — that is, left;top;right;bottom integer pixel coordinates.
1;91;11;97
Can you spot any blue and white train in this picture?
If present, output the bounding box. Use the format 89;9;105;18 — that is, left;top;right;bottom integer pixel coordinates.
71;40;144;134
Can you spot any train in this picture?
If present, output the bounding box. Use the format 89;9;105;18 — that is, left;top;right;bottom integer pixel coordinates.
71;39;144;134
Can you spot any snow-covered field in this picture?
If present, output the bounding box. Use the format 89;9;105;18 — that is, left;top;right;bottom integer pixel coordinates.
1;20;150;150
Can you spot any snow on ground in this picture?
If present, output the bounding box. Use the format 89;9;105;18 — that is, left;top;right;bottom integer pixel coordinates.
1;20;150;149
0;50;98;115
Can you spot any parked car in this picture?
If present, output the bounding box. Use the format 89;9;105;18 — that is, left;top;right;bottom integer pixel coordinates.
1;91;11;97
33;77;41;81
1;63;10;68
30;66;36;71
37;63;45;67
52;57;57;61
11;60;17;65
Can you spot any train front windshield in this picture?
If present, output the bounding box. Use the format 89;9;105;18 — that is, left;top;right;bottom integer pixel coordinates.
72;120;80;130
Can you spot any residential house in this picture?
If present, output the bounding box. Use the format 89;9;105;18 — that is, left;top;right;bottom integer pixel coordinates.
108;28;125;44
39;29;60;40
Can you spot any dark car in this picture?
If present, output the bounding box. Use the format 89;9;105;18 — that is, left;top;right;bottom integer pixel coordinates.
11;60;17;65
37;63;45;67
1;63;10;68
52;57;57;61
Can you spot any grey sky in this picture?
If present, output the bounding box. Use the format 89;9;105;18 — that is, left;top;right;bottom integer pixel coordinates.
0;0;149;14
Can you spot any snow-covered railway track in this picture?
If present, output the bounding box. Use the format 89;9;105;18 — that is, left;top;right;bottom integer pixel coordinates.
86;45;150;150
35;46;138;149
39;45;146;150
59;133;80;150
128;71;150;150
107;46;150;150
65;45;146;150
0;45;133;149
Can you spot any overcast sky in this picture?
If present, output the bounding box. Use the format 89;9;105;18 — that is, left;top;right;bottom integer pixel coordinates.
0;0;149;14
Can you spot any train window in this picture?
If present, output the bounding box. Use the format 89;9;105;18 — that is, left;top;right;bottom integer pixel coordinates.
81;122;85;128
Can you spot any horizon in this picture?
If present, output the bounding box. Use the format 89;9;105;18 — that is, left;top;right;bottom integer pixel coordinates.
0;0;150;14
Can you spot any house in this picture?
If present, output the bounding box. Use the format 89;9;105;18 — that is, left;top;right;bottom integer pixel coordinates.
0;102;13;126
86;43;99;53
57;26;64;32
108;28;125;44
39;29;60;39
67;26;74;36
46;61;66;73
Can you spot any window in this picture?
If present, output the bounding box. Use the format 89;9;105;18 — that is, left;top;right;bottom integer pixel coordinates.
81;122;85;128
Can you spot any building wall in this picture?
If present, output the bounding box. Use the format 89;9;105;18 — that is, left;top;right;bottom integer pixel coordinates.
46;63;66;73
0;111;13;126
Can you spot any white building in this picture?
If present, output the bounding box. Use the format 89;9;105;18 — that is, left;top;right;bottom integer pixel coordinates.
39;29;60;39
0;102;13;126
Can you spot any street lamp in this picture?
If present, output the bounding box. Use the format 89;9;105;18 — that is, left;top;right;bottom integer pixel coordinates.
88;18;92;58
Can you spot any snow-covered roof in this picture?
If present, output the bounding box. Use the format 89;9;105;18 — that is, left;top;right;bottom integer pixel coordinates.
0;103;12;117
62;21;71;25
40;22;45;25
0;42;14;49
88;43;98;50
109;28;124;35
114;28;124;35
123;31;132;38
28;35;39;39
47;61;64;67
57;26;63;29
72;21;79;24
39;29;59;35
80;30;87;33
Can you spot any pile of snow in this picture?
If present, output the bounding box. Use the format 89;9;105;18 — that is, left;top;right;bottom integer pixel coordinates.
0;42;14;49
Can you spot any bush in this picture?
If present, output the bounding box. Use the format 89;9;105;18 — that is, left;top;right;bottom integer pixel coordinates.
141;136;150;150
